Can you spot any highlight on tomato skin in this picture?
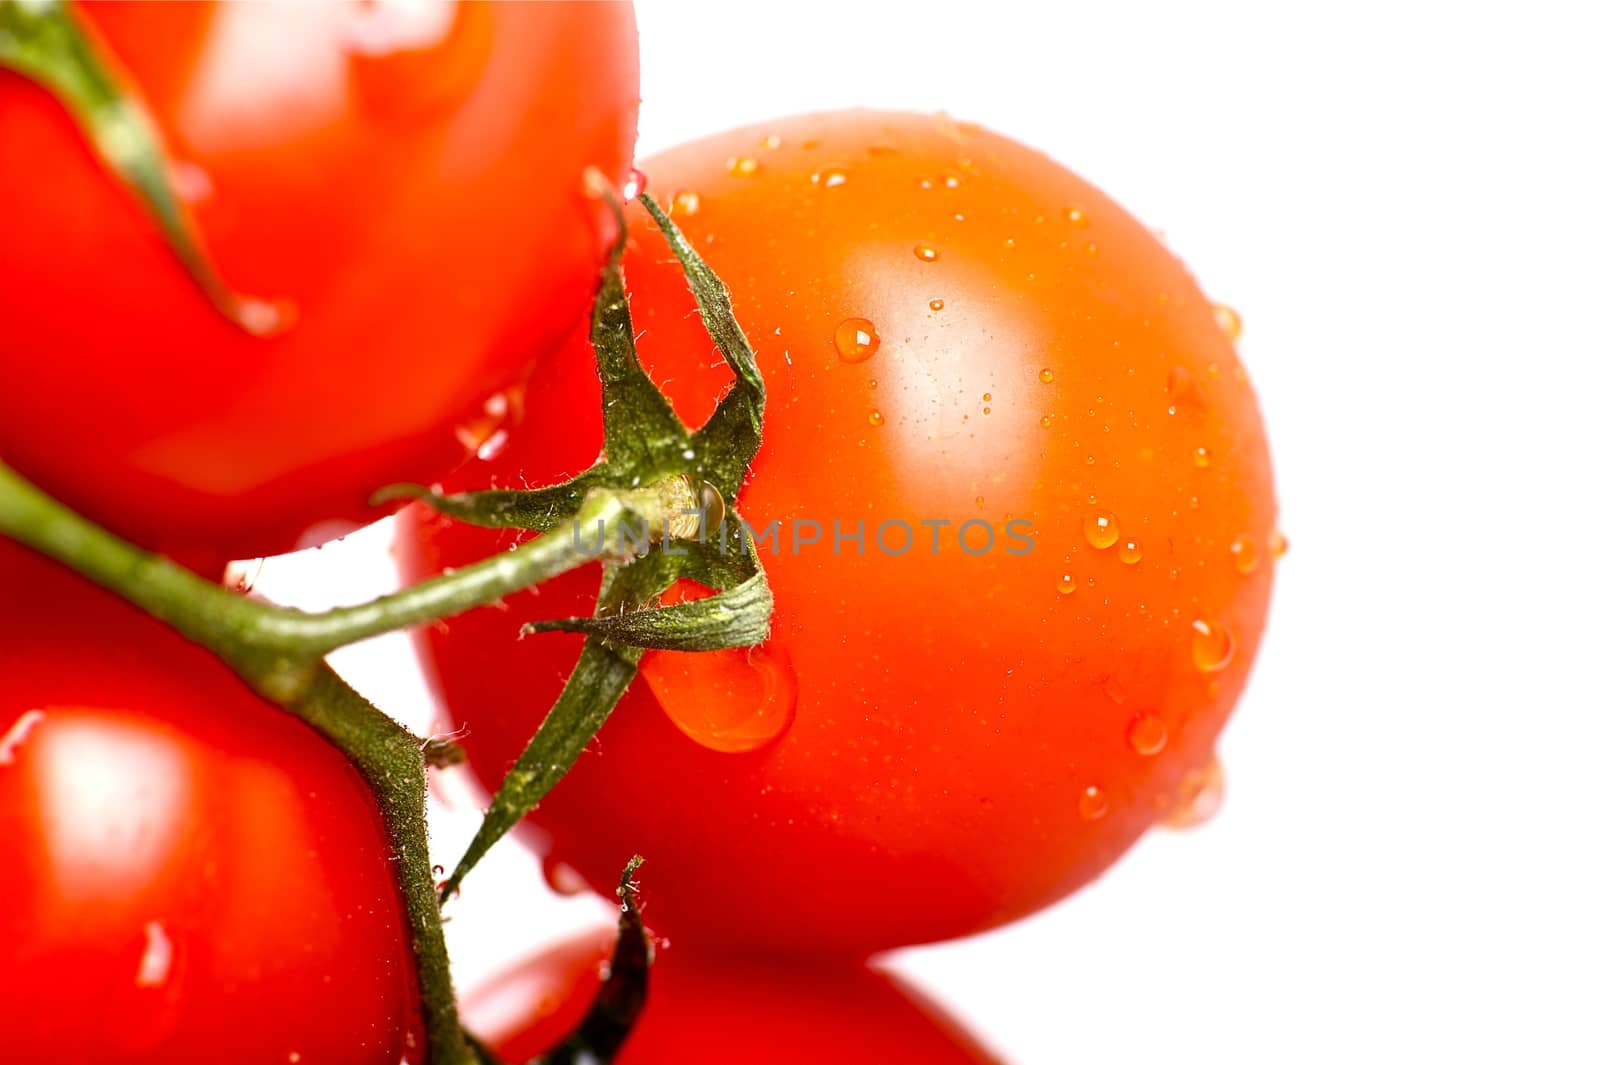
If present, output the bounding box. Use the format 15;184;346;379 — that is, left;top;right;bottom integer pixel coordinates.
0;541;419;1064
466;927;1004;1065
0;0;641;568
398;109;1279;956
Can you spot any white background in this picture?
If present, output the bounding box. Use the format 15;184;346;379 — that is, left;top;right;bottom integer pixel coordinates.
262;2;1600;1061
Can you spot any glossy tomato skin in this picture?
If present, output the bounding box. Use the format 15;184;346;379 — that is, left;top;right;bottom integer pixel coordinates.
466;927;1001;1064
399;111;1278;954
0;1;639;567
0;542;417;1063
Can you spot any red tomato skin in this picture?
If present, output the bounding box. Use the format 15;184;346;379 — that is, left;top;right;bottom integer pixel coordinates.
398;111;1278;955
0;542;418;1063
466;928;1002;1065
0;1;639;567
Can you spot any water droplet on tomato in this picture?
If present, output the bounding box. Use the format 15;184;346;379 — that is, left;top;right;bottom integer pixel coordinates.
759;133;783;150
810;166;849;188
834;318;880;363
134;922;173;988
1166;366;1204;413
1193;446;1211;468
1083;511;1120;550
0;709;47;765
1230;535;1259;574
1212;303;1243;340
929;298;945;311
867;409;885;427
1064;206;1088;226
541;859;590;898
1039;415;1054;429
1163;756;1225;829
1190;619;1234;672
671;189;701;215
236;299;285;337
1118;539;1143;565
913;243;940;262
1269;529;1290;559
1055;574;1078;596
475;429;509;462
1038;367;1055;384
643;644;799;754
1126;714;1168;756
621;167;646;201
1078;785;1109;821
727;156;760;177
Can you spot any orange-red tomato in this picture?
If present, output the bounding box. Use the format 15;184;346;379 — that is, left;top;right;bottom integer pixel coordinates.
400;111;1278;954
0;541;417;1063
0;0;638;568
466;927;1001;1064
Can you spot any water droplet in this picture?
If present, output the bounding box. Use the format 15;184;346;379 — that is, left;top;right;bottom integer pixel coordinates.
135;922;173;988
541;859;590;898
1083;511;1120;550
1193;446;1211;468
810;166;848;188
1083;242;1099;256
1163;756;1225;829
1212;303;1243;340
1078;785;1109;821
982;406;992;416
1230;535;1259;574
1126;713;1168;756
867;409;884;427
759;133;782;150
726;156;760;177
866;378;878;390
833;317;880;363
1190;619;1234;672
1038;368;1055;384
236;299;284;337
1118;539;1143;565
643;643;798;754
1269;529;1290;559
671;189;701;215
475;428;509;462
171;161;213;204
974;495;986;509
1055;573;1078;596
1039;415;1054;429
1166;365;1205;414
1064;206;1088;226
0;709;47;765
929;298;945;311
913;243;940;262
621;167;646;201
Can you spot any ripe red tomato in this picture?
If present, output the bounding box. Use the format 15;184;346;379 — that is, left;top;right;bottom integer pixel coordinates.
399;111;1278;953
466;927;1001;1064
0;0;639;568
0;541;417;1063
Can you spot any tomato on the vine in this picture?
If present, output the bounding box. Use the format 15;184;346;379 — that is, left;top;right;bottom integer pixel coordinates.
0;541;417;1063
399;110;1278;954
0;0;639;568
466;927;1001;1064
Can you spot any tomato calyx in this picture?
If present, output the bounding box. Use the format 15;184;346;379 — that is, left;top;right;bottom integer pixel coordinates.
0;0;283;333
429;190;775;901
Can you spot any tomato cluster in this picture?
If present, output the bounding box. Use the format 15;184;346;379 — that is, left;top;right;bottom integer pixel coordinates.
1;3;1277;1062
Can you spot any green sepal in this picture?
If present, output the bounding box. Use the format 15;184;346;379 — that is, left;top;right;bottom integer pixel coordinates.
440;554;677;902
638;193;767;494
530;857;652;1065
522;536;770;652
372;467;608;532
0;0;277;333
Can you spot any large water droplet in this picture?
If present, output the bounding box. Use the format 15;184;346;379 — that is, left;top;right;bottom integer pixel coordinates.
834;317;880;363
1118;539;1143;565
1269;529;1290;559
1038;367;1055;384
643;644;798;754
1212;303;1243;340
1055;573;1078;596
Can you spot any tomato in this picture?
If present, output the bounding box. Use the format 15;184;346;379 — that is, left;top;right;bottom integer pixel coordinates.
466;926;1000;1064
399;111;1278;954
0;541;417;1063
0;0;639;568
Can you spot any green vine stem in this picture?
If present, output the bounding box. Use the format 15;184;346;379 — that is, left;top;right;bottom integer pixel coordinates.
0;460;692;1065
